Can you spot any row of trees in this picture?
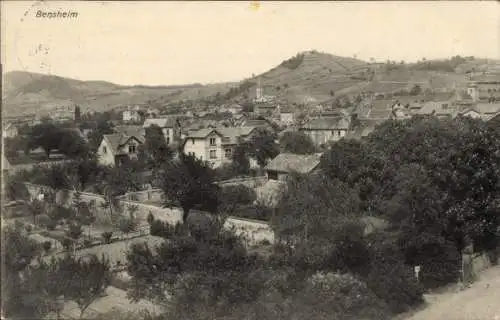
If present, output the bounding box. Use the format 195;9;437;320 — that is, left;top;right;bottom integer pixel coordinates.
2;226;112;319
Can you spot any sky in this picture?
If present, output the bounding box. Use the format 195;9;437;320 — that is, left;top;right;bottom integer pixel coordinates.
2;1;499;86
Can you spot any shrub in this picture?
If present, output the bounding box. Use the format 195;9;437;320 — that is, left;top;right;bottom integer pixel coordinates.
147;212;155;225
25;224;33;233
234;204;273;221
283;272;391;320
42;240;52;252
14;220;25;231
365;258;424;314
150;219;182;238
102;231;113;244
62;238;73;251
46;218;57;231
83;239;93;248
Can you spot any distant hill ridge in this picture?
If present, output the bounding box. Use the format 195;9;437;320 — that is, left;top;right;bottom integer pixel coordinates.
3;52;500;117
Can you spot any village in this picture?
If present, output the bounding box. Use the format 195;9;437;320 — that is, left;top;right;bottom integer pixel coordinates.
2;1;500;319
2;68;500;319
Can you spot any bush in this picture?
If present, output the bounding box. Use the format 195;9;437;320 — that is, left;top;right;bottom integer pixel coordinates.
25;224;33;233
42;240;52;252
277;272;391;320
150;219;182;239
233;204;273;221
46;218;57;231
110;274;129;291
147;212;155;225
62;238;73;251
365;258;424;314
102;231;113;244
83;239;93;248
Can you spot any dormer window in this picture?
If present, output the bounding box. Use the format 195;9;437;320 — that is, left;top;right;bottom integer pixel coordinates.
103;146;107;154
129;144;137;154
209;138;216;146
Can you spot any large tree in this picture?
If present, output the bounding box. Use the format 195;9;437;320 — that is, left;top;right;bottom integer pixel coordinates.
273;172;361;244
246;128;280;168
58;254;111;318
138;124;174;169
160;154;219;223
87;118;115;151
1;227;41;319
279;131;317;155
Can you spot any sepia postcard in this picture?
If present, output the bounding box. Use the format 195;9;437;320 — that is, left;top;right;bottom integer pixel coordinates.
1;1;500;319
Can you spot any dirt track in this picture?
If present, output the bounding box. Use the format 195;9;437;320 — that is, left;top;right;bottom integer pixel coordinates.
403;266;500;320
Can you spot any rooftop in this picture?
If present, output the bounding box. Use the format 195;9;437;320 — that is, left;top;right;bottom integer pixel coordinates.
103;133;145;155
301;117;350;130
265;152;322;174
143;117;177;128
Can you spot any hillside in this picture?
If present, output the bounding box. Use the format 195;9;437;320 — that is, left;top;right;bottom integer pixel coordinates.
4;53;499;117
1;71;206;117
189;51;499;106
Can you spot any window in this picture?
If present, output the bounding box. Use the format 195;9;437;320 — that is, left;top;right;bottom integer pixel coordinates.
268;171;278;180
166;137;170;144
209;138;216;146
209;150;217;159
192;139;195;144
224;148;232;159
103;146;107;154
128;144;137;153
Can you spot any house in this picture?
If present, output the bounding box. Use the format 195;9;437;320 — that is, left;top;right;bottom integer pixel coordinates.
122;106;142;122
299;117;351;147
2;123;19;138
459;108;482;119
264;153;322;181
143;117;179;145
391;103;411;120
279;107;295;126
488;112;500;123
240;119;275;132
417;101;459;119
475;103;500;120
181;126;258;168
97;132;145;166
114;125;146;138
467;74;500;102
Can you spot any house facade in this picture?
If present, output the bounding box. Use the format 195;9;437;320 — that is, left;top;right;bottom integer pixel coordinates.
182;129;225;167
2;123;19;138
299;117;350;147
279;110;295;126
182;126;258;168
97;133;144;166
122;106;143;122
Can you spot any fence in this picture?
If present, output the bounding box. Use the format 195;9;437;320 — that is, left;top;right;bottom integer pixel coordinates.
215;176;267;189
23;183;274;246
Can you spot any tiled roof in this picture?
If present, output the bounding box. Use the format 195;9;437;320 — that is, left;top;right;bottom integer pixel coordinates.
470;74;500;83
242;119;270;127
114;125;145;138
143;117;177;128
186;128;221;139
265;153;322;174
366;109;393;120
301;117;350;130
103;133;144;155
475;103;500;115
218;126;257;145
417;102;458;116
